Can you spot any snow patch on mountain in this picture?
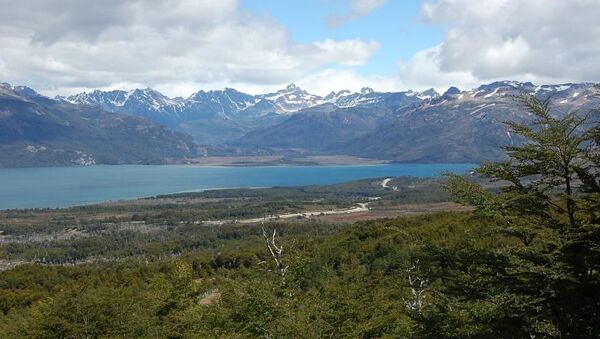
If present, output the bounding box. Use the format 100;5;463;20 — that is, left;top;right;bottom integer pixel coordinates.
258;83;323;113
58;80;600;132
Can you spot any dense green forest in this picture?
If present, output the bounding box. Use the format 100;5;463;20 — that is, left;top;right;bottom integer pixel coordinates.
0;213;515;337
1;95;599;337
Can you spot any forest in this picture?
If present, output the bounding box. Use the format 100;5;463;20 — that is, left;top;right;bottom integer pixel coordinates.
0;95;599;338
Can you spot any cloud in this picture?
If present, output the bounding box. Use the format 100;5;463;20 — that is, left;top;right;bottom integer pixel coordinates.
350;0;388;17
4;0;598;97
399;45;478;92
297;68;401;96
406;0;600;89
328;0;388;28
0;0;380;96
0;0;239;44
311;39;380;66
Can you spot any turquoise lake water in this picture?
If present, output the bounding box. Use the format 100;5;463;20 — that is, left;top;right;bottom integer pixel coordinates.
0;164;475;210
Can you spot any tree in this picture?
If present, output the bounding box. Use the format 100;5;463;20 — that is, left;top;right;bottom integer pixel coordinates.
445;94;600;337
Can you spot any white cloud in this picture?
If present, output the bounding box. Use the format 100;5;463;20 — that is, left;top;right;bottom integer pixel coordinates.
350;0;388;17
4;0;598;97
0;0;380;97
399;45;478;92
311;39;380;66
407;0;600;89
328;0;388;27
297;68;401;96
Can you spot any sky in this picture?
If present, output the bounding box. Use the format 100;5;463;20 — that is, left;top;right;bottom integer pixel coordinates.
0;0;599;97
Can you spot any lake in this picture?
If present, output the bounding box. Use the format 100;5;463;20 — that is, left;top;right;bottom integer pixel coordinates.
0;164;475;210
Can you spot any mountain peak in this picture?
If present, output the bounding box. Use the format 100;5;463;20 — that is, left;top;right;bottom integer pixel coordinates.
414;88;439;100
128;87;165;100
324;90;352;102
0;82;19;98
13;85;42;98
323;91;337;101
420;88;437;95
476;81;518;91
0;83;49;100
286;83;300;91
475;81;537;92
360;87;374;94
443;86;461;96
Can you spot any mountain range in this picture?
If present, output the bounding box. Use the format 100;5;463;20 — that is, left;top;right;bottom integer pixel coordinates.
0;83;199;167
61;83;432;144
1;80;598;167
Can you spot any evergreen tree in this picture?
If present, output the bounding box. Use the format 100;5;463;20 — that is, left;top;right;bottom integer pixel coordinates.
445;94;600;337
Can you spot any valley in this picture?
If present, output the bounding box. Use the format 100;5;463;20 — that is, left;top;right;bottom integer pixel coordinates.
0;176;464;270
3;0;600;336
1;80;598;338
2;1;599;336
2;80;598;167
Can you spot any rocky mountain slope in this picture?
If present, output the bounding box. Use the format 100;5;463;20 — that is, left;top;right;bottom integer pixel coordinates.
347;82;600;162
63;84;436;144
3;80;598;166
0;83;199;167
236;81;600;163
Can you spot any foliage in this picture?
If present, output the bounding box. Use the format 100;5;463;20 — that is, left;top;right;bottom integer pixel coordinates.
1;212;499;338
444;94;600;337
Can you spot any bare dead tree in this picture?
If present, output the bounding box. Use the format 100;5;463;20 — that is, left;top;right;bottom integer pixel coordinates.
261;224;288;277
403;259;428;314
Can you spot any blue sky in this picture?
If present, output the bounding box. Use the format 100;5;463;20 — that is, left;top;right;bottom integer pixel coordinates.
243;0;442;78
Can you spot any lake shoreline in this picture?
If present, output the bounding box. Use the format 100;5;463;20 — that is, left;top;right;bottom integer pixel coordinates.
0;154;480;169
179;155;390;167
0;163;476;210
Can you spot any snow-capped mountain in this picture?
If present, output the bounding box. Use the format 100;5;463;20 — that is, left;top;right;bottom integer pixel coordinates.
324;87;379;107
322;87;429;108
7;80;596;164
407;88;440;100
0;83;199;167
183;88;258;121
236;81;600;163
425;81;599;111
257;83;323;113
64;83;439;121
65;88;184;113
62;84;428;142
59;80;599;156
65;89;128;107
65;83;323;120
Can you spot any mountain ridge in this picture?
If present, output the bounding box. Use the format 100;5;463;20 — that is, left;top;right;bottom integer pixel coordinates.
2;80;598;166
0;83;201;167
58;83;439;144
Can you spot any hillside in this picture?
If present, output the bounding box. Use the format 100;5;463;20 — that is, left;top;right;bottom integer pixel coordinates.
63;83;428;145
65;81;599;164
238;81;600;163
0;84;199;167
0;211;495;337
4;81;598;166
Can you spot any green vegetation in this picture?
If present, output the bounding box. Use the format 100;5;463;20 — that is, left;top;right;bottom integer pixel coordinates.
0;213;512;337
443;95;600;337
0;177;450;265
0;94;598;337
